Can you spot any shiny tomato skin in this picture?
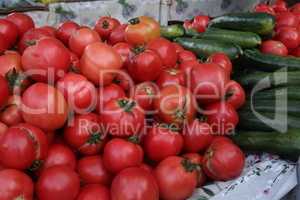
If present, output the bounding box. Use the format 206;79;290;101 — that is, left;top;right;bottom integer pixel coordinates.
6;12;34;36
144;126;183;162
179;59;200;76
22;83;68;131
0;104;23;126
64;113;105;155
111;167;159;200
177;50;197;63
0;169;33;200
0;122;7;138
0;33;8;53
275;26;300;49
192;15;210;33
183;153;206;187
207;52;232;75
260;40;288;56
0;51;22;77
0;19;18;48
37;165;80;200
291;3;300;13
0;75;9;109
39;26;56;36
113;69;132;91
77;156;112;185
156;68;186;88
103;138;144;173
254;3;275;15
132;81;158;111
108;24;127;45
139;163;153;173
276;12;298;28
56;21;80;45
172;42;184;53
113;42;133;68
94;16;121;40
154;156;198;200
80;42;123;86
77;184;110;200
225;80;246;109
272;0;288;13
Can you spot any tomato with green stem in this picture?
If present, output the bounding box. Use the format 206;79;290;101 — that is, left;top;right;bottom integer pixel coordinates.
133;81;158;112
94;16;121;40
225;80;246;110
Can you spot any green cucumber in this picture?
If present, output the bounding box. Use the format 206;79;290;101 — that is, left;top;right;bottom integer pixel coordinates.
174;37;242;60
209;13;275;35
250;87;300;101
160;24;185;39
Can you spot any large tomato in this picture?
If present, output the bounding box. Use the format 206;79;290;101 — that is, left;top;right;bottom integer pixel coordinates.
156;68;186;88
225;80;246;109
108;24;127;45
276;12;298;28
80;42;123;85
103;138;143;173
0;169;33;200
125;16;160;45
132;81;158;112
147;37;178;68
0;33;8;53
56;21;80;45
0;122;7;138
154;156;198;200
77;155;112;185
154;85;196;127
113;42;133;68
203;139;245;181
39;26;56;36
57;73;97;114
64;113;106;155
0;75;9;109
22;83;68;131
207;53;232;75
101;98;145;137
179;59;200;77
172;42;184;53
0;51;22;77
143;125;183;162
177;50;197;63
6;12;34;36
275;26;300;49
111;167;159;200
0;95;24;126
0;19;18;48
94;16;121;40
192;15;210;33
183;153;206;187
260;40;288;56
37;165;80;200
113;69;132;91
77;184;110;200
22;37;71;82
182;119;214;153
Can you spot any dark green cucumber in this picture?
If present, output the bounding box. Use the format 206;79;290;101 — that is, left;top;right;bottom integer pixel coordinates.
242;49;300;72
200;28;261;48
250;87;300;101
209;13;275;35
174;37;242;60
160;24;185;39
232;129;300;158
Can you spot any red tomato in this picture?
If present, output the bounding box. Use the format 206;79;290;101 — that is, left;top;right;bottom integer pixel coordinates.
275;26;300;49
64;113;106;155
155;85;196;127
205;102;239;135
260;40;288;56
94;16;121;40
140;163;153;173
183;19;193;30
128;49;163;82
77;184;110;200
211;136;233;144
182;119;213;153
178;50;197;63
22;37;70;82
0;19;18;48
276;12;298;28
0;75;9;109
143;125;183;162
203;139;245;181
291;46;300;57
179;59;200;76
0;51;22;77
154;156;198;200
225;80;246;109
113;42;133;68
0;169;33;200
77;156;112;185
0;33;8;53
254;3;275;15
133;81;158;111
183;153;206;187
80;42;123;86
101;98;145;137
272;0;288;13
103;138;144;173
207;53;232;75
0;95;23;126
39;26;56;36
56;21;80;45
192;15;210;33
172;42;184;53
6;12;34;36
156;68;186;88
0;122;7;138
291;3;300;13
111;167;159;200
113;70;132;91
69;51;80;71
37;165;80;200
22;83;68;131
69;27;101;57
57;73;97;113
108;24;127;45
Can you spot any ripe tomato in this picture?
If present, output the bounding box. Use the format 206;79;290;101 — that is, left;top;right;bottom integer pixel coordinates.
275;26;300;49
155;156;198;200
37;165;80;200
172;42;184;53
207;53;232;75
183;119;213;153
113;69;132;91
0;51;22;77
6;12;34;36
147;37;178;68
111;167;159;200
64;113;106;155
291;3;300;13
0;169;33;200
272;0;288;13
178;50;197;63
56;21;80;45
69;27;101;57
0;122;7;138
57;73;97;113
0;33;8;54
108;24;127;45
133;81;158;112
154;85;196;127
276;12;298;28
80;42;123;85
0;19;18;48
77;184;110;200
254;3;275;15
144;125;183;162
205;102;239;135
69;51;80;71
113;42;133;68
203;139;245;181
140;163;153;173
291;46;300;57
0;95;23;126
39;26;56;36
0;75;9;109
103;138;143;173
77;156;112;185
125;16;160;45
101;98;145;137
192;15;210;33
156;68;186;88
128;49;163;82
260;40;288;56
183;153;206;187
179;59;200;76
94;16;121;40
22;83;68;131
225;80;246;109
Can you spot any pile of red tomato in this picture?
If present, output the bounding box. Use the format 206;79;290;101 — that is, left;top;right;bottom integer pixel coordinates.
0;11;245;200
255;0;300;56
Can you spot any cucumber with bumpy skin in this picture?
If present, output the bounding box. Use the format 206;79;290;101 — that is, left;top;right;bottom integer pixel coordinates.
160;24;185;39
